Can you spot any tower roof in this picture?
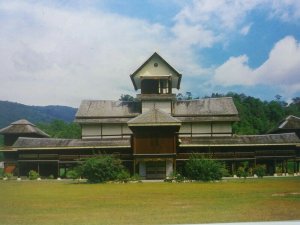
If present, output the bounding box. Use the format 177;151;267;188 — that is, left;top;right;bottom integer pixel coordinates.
130;52;182;90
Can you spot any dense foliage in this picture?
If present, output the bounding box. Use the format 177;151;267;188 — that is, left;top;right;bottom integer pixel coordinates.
79;156;128;183
37;120;81;139
228;93;300;134
119;94;136;101
184;155;228;181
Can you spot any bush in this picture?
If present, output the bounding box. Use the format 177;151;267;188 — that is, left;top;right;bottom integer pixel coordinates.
165;172;185;183
130;173;141;182
116;170;130;183
254;164;266;178
66;169;81;180
3;173;13;180
80;156;126;183
237;166;249;180
28;170;39;180
184;155;227;181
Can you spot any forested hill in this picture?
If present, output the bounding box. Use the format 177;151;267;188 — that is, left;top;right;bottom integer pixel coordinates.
213;93;300;135
0;100;77;128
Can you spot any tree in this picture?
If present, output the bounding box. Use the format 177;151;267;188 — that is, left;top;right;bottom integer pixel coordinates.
176;92;198;100
37;120;81;139
119;94;135;102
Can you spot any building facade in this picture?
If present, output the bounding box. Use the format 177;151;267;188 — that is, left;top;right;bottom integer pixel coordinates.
1;53;300;179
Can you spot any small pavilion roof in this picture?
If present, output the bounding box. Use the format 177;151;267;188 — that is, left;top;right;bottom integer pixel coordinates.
128;108;181;127
0;119;49;137
277;115;300;130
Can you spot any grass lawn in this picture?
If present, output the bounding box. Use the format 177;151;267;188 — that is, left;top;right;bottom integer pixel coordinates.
0;177;299;225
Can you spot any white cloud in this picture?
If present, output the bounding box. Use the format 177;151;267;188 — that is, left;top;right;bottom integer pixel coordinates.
173;0;300;47
0;1;206;106
0;0;300;107
269;0;300;22
213;36;300;96
214;55;256;86
240;24;252;36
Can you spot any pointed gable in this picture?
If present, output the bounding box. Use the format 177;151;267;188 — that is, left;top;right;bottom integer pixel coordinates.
278;115;300;129
130;52;182;90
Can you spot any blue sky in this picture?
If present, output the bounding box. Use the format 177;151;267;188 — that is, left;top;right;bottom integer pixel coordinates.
0;0;300;107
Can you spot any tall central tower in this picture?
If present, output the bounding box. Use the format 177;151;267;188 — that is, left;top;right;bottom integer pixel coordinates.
130;52;182;114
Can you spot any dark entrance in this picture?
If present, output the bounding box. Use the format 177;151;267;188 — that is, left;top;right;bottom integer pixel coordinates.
146;161;166;179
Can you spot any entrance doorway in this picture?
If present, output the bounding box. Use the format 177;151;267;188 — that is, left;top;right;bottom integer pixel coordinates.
146;161;166;179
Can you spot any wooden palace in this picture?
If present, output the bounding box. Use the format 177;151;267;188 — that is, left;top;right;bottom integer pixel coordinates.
1;52;300;179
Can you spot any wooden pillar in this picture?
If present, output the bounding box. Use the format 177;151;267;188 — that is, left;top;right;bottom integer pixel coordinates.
17;161;20;178
57;162;60;178
285;160;288;174
37;162;40;175
133;159;136;175
231;161;236;175
173;158;176;174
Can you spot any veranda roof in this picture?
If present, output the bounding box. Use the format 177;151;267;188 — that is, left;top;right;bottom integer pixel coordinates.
13;137;131;150
179;133;300;147
0;119;49;137
127;108;181;127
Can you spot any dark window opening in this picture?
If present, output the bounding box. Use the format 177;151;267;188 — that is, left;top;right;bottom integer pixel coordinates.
141;79;171;94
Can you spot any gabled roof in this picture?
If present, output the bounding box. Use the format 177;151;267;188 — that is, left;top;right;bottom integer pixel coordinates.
173;97;239;116
75;100;141;121
128;108;181;127
0;119;49;137
130;52;182;90
278;115;300;129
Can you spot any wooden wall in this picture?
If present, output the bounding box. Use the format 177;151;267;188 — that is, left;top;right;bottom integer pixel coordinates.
132;127;177;154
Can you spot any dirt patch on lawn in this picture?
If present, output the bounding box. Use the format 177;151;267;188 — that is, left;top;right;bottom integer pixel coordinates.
272;192;300;197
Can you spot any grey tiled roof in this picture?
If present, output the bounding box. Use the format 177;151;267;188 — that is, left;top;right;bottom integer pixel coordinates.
13;137;131;149
0;119;49;137
128;108;181;126
180;133;300;146
75;100;141;119
75;97;239;123
173;97;238;116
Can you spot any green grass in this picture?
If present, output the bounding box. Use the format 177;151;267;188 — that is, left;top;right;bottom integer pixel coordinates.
0;177;300;225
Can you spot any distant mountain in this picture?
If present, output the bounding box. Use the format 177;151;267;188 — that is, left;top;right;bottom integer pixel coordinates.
0;100;77;128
